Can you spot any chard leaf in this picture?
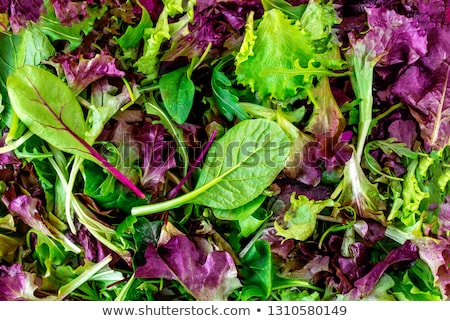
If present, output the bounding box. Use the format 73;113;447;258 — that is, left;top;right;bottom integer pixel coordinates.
7;65;144;198
0;27;54;130
213;195;266;221
193;119;290;209
132;119;290;215
159;65;195;124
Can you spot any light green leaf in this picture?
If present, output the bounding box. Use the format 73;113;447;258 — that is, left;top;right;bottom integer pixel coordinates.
275;193;334;241
235;9;313;100
193;119;290;209
134;9;170;81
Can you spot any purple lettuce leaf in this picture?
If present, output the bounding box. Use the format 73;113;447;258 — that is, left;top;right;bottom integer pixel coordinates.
2;191;52;237
51;0;91;26
160;0;262;65
0;264;39;300
392;62;450;151
0;0;43;32
438;196;450;237
53;53;125;95
352;240;418;297
351;7;428;69
415;237;450;299
135;235;241;300
134;123;176;195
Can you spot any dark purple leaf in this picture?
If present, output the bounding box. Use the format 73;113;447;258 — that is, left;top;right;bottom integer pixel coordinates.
2;0;43;32
134;123;176;194
52;0;89;26
2;192;52;237
0;264;39;300
387;119;418;149
161;0;262;64
53;53;126;95
393;63;450;151
353;240;418;296
135;235;241;300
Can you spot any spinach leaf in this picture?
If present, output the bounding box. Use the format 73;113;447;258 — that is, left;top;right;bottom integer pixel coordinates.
7;65;144;198
131;118;290;215
159;65;195;124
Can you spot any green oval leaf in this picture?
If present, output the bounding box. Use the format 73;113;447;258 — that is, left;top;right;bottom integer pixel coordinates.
193;118;290;209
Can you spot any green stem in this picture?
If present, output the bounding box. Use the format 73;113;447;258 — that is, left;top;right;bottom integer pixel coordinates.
56;255;112;301
373;102;403;123
65;156;84;234
0;131;33;154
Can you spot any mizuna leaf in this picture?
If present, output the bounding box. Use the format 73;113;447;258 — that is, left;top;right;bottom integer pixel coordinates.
6;65;145;198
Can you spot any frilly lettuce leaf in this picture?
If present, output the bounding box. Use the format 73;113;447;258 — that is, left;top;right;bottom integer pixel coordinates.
235;8;313;100
235;1;344;101
275;193;334;241
0;264;40;300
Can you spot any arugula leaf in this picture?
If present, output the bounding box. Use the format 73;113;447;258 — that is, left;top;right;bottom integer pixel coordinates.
116;3;153;49
6;65;144;198
159;65;195;124
211;63;249;121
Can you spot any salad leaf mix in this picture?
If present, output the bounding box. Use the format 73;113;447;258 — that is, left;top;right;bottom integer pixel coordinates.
0;0;449;301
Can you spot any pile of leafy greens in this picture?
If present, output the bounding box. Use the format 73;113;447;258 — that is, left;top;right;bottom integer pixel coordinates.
0;0;449;301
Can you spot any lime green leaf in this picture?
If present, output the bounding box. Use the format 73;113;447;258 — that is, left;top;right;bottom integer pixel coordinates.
235;8;313;100
275;193;334;241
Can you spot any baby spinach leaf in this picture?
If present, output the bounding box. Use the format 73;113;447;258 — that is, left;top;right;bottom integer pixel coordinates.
7;65;145;198
159;65;195;124
131;118;290;215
